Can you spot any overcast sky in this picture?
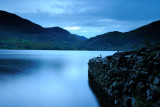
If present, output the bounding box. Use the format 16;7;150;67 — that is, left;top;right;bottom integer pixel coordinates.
0;0;160;38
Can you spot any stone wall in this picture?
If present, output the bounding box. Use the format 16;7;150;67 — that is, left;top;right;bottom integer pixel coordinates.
88;46;160;107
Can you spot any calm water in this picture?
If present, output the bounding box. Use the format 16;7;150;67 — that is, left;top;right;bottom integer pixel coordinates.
0;50;115;107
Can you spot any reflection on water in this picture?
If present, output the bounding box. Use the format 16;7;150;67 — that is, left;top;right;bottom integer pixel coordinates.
0;50;115;107
0;59;39;75
89;79;115;107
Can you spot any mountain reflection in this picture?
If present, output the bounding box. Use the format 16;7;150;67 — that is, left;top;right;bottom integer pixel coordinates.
0;59;38;74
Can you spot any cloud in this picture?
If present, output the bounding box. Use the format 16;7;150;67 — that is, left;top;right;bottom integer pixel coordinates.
64;27;81;30
81;30;88;32
95;29;102;32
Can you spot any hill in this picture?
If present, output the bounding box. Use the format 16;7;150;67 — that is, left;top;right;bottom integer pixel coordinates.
83;21;160;50
72;34;88;40
0;10;160;50
0;10;86;50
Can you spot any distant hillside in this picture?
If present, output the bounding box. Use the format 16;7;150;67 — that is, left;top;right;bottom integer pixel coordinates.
45;27;86;42
0;10;160;50
83;20;160;50
0;10;46;34
0;10;86;50
72;34;88;40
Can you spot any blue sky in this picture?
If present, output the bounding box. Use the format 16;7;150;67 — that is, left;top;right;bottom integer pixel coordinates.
0;0;160;38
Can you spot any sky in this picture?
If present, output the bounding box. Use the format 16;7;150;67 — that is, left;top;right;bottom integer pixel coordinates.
0;0;160;38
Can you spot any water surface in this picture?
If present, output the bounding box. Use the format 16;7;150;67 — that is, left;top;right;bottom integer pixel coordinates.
0;50;115;107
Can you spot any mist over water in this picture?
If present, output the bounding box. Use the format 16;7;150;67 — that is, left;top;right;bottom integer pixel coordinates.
0;50;115;107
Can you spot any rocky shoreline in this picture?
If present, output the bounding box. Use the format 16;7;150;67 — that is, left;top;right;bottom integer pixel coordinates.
88;46;160;107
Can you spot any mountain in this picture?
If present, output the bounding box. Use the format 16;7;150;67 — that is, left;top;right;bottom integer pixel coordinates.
0;10;160;50
0;10;46;34
45;27;85;42
83;20;160;50
0;10;86;50
72;34;88;40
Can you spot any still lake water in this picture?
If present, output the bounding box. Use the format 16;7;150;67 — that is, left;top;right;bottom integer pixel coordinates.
0;50;115;107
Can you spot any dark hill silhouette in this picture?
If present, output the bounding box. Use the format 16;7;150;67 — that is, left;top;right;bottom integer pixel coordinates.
45;27;86;42
72;34;88;40
0;10;87;50
45;27;87;41
46;27;70;35
0;10;47;34
0;10;160;50
83;21;160;50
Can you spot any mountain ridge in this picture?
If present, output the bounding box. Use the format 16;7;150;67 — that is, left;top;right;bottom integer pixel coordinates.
83;20;160;50
0;10;160;50
0;10;87;50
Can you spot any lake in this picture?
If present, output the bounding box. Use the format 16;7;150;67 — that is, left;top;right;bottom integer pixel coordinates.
0;50;115;107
